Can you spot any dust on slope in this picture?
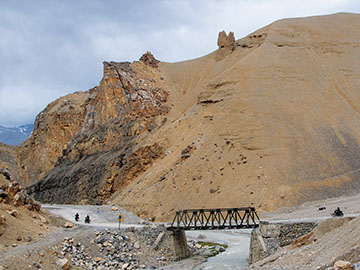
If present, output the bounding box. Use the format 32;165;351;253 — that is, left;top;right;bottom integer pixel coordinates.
112;12;360;221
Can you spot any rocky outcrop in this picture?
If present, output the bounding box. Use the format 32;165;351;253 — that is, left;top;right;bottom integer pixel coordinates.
217;30;235;50
216;31;235;60
0;167;40;211
26;58;169;204
139;51;160;68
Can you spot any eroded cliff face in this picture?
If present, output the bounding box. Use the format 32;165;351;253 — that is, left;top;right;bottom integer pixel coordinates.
25;54;169;203
16;91;89;186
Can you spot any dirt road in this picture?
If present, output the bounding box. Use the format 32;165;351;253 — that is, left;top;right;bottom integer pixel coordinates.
42;204;145;228
262;193;360;223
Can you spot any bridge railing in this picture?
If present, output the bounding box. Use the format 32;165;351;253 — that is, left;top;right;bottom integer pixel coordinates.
168;207;260;231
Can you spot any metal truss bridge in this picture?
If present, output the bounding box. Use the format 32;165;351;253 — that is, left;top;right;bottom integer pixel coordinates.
168;207;260;231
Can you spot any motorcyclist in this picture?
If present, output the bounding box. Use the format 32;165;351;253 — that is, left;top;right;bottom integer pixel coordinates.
333;207;343;217
75;213;79;222
85;215;91;224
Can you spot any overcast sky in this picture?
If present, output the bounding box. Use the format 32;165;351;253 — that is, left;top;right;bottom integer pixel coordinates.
1;0;360;127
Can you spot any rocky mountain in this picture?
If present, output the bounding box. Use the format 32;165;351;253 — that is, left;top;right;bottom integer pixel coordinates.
6;12;360;221
0;124;34;146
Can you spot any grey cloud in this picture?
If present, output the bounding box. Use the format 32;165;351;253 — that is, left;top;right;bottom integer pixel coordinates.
1;0;360;127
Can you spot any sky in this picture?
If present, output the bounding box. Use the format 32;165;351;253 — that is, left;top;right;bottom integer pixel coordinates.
1;0;360;127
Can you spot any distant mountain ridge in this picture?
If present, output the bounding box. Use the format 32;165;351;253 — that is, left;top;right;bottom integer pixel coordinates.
0;124;34;145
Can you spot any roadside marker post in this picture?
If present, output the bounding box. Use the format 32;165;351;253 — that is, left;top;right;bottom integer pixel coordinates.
118;213;123;230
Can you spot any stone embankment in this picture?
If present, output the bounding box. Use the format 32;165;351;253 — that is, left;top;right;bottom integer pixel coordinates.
249;221;317;264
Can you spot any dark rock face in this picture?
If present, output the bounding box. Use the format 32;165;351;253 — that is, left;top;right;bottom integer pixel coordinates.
28;143;163;204
26;60;169;204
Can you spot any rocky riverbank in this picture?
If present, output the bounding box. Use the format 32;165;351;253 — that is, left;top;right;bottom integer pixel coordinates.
0;222;229;270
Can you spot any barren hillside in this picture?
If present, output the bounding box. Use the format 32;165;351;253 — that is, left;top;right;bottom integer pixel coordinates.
14;12;360;221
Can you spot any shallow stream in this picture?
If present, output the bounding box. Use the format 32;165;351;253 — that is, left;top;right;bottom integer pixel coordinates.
186;229;251;269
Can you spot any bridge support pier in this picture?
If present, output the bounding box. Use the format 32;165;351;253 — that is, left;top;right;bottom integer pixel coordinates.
171;229;190;260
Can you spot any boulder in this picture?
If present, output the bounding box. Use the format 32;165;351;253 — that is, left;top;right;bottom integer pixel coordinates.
0;189;7;199
1;168;11;180
8;181;20;196
24;199;41;211
63;222;74;228
39;215;48;224
13;192;25;207
93;257;104;263
56;258;71;270
353;262;360;270
334;260;354;270
7;209;19;217
0;215;6;223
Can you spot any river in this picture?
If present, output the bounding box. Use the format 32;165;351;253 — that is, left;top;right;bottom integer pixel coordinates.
186;229;251;269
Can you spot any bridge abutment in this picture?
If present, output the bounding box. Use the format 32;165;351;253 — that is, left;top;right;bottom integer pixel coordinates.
171;229;190;260
249;221;317;264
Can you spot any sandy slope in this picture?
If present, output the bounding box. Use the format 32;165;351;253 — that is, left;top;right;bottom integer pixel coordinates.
111;13;360;221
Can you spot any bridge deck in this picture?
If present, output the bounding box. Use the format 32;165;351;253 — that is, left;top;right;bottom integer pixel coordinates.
168;207;260;231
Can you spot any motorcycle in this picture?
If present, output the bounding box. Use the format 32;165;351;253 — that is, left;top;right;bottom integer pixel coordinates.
331;207;344;217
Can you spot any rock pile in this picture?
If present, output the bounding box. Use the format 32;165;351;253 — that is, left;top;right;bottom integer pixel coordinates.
44;225;226;269
181;144;196;160
325;260;360;270
188;240;226;258
50;226;176;269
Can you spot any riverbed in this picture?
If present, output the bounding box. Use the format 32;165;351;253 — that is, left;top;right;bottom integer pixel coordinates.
187;229;251;269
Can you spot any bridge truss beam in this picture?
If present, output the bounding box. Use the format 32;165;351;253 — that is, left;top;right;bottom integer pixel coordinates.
168;207;260;231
